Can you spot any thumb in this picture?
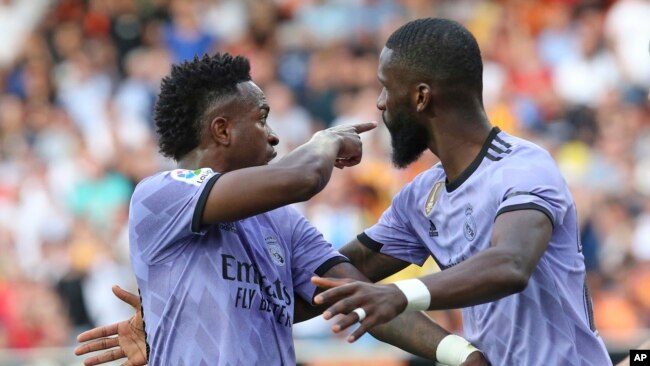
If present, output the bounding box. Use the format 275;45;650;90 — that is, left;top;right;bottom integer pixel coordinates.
112;285;141;309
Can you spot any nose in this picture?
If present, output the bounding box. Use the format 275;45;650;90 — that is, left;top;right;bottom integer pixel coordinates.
376;88;387;111
267;126;279;146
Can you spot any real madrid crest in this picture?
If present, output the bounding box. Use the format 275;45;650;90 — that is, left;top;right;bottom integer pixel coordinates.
424;181;445;216
265;235;285;266
463;205;477;241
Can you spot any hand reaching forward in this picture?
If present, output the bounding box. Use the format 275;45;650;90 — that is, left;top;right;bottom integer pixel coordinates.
311;276;407;343
312;277;491;366
74;286;148;366
317;122;377;169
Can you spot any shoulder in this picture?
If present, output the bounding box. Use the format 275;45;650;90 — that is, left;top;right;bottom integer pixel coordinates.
166;168;216;187
263;205;308;228
494;132;560;174
490;131;568;190
132;168;217;203
132;171;167;197
501;132;552;157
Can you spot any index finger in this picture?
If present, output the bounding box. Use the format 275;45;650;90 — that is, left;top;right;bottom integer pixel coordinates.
311;276;352;290
351;121;377;134
77;323;119;343
312;282;357;305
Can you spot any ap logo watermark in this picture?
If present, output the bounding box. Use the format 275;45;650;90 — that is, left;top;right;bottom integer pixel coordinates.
631;349;650;365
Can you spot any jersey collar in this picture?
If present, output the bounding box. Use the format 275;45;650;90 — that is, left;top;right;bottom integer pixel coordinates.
445;127;501;192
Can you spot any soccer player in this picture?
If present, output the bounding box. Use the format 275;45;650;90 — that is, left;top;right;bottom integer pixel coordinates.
311;18;613;365
75;53;488;365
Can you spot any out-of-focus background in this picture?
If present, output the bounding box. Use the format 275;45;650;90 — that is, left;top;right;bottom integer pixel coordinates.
0;0;648;365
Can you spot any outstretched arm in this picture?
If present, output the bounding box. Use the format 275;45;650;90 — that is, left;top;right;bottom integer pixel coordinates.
74;286;147;366
297;262;488;365
313;209;551;340
293;237;410;323
339;238;411;282
199;122;376;224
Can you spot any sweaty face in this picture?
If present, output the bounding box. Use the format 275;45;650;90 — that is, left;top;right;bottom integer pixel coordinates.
229;81;279;169
377;48;429;168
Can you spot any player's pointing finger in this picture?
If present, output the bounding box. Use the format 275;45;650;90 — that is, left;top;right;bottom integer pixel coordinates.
351;121;377;134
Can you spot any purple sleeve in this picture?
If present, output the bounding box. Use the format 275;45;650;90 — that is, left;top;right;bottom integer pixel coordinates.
130;169;219;264
494;152;570;228
287;206;349;303
361;189;430;266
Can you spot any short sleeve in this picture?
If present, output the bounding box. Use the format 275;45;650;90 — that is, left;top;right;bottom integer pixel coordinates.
287;206;349;303
494;152;570;229
129;169;220;264
361;188;430;266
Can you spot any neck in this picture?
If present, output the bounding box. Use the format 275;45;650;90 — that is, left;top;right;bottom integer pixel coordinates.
177;148;228;173
428;107;492;182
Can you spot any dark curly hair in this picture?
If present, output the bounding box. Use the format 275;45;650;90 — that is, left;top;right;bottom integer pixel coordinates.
154;53;251;160
386;18;483;95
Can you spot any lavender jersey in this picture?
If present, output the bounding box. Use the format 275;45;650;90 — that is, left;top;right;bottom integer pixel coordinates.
361;128;611;365
129;168;347;365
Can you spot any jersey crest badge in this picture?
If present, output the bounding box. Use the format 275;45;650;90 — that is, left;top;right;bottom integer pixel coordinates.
170;168;212;186
463;205;477;241
424;181;444;216
265;235;285;266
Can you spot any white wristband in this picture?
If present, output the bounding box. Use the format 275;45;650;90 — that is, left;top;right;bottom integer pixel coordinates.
436;334;480;366
392;279;430;311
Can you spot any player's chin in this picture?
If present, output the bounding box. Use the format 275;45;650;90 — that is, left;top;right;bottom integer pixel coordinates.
265;151;277;164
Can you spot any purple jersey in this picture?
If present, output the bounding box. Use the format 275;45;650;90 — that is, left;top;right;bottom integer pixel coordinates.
361;128;611;366
129;168;347;365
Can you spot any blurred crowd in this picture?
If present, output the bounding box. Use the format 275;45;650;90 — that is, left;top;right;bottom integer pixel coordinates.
0;0;648;357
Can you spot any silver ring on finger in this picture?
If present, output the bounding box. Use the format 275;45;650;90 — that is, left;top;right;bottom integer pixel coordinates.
352;307;366;322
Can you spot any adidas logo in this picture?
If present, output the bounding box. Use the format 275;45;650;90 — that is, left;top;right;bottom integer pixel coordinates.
429;220;438;237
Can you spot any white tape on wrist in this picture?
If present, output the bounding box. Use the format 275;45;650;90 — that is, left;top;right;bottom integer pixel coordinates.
392;279;430;312
436;334;480;366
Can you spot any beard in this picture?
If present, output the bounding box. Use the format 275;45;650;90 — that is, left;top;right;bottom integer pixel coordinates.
383;109;429;168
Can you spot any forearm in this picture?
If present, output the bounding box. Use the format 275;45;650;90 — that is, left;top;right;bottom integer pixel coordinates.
295;299;447;361
304;262;449;361
293;296;326;323
423;247;528;310
369;311;446;361
296;286;449;361
277;132;341;195
339;239;410;282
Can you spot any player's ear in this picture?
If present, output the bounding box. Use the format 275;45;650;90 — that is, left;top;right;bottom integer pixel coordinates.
209;116;231;146
415;83;434;115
